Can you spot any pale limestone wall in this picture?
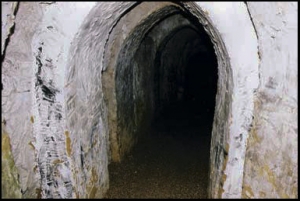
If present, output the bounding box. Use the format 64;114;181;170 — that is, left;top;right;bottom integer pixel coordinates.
31;2;96;198
2;2;45;198
194;2;259;198
64;2;136;198
1;1;297;199
1;2;97;198
242;2;298;198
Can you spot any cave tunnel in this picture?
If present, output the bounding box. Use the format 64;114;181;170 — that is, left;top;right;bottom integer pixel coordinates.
153;26;218;137
105;5;218;199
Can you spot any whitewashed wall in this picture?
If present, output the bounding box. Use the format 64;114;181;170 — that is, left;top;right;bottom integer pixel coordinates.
242;2;298;198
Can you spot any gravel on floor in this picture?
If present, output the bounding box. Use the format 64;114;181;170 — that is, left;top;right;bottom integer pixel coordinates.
104;110;212;199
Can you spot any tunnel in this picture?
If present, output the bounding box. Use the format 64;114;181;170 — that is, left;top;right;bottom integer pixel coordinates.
2;1;291;199
103;3;218;198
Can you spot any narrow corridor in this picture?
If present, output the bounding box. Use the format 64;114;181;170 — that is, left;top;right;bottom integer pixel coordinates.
105;12;218;198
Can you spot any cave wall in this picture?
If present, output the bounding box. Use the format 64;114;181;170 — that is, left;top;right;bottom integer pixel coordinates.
1;1;99;198
242;2;298;198
2;2;48;198
1;1;297;199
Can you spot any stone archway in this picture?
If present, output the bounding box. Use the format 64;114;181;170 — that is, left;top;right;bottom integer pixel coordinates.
65;1;258;198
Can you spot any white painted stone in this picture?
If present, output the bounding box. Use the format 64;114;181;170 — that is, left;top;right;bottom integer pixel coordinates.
242;2;298;198
2;2;46;197
195;2;259;198
30;2;95;198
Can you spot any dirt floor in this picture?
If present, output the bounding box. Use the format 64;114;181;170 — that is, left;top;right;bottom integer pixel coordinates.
104;102;212;198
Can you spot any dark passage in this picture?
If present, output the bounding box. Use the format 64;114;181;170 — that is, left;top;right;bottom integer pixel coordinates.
105;18;218;199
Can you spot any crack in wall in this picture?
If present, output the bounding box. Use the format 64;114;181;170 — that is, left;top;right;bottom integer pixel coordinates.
242;5;262;194
244;2;262;82
1;2;19;63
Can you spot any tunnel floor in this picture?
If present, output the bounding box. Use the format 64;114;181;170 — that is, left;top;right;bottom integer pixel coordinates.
104;101;213;198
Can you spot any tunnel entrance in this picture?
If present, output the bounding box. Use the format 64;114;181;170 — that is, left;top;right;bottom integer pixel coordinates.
105;4;218;198
64;1;259;198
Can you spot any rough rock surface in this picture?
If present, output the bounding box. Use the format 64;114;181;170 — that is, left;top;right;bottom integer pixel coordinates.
242;2;298;198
